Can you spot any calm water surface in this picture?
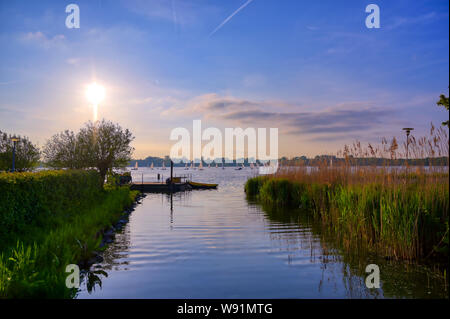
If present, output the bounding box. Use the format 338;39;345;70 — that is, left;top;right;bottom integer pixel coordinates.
76;168;448;298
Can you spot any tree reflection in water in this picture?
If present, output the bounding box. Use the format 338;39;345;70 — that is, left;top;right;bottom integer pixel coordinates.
78;217;132;295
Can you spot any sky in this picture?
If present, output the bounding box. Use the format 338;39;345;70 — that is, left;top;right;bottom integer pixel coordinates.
0;0;448;159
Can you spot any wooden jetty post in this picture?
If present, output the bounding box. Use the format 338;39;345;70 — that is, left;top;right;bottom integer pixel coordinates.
169;160;174;191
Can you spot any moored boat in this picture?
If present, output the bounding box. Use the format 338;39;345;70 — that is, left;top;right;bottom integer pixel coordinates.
187;181;218;189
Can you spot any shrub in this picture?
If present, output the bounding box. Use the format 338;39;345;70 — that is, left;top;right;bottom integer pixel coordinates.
0;170;101;246
244;176;267;197
0;187;137;298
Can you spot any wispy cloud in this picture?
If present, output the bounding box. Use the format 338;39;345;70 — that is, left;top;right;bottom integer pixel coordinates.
171;0;178;32
20;31;66;49
386;12;438;30
66;58;81;65
306;26;319;31
209;0;255;37
164;93;393;140
243;74;267;87
123;0;213;28
0;81;19;86
221;107;391;136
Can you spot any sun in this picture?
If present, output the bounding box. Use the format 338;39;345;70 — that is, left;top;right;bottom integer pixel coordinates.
86;82;105;105
86;82;105;122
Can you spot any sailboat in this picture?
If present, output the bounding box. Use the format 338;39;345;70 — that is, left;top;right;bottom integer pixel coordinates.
151;162;154;170
215;163;218;168
161;161;167;170
198;161;204;170
132;162;138;170
235;162;242;170
185;163;189;170
191;161;194;170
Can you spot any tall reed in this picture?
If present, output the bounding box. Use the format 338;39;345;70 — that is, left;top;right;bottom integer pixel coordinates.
246;125;449;261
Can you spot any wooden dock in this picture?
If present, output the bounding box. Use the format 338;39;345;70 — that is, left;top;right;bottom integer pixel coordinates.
130;182;191;193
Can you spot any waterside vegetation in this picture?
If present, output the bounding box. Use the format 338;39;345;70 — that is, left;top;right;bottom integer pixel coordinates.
0;170;138;298
246;125;449;262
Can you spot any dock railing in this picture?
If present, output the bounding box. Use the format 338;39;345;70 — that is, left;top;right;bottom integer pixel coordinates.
134;173;192;184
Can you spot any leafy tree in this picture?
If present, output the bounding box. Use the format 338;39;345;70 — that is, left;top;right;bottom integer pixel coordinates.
437;89;449;127
0;131;40;172
43;120;134;186
42;130;84;169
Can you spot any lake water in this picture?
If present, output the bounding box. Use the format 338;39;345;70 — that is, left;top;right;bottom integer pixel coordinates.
76;167;448;299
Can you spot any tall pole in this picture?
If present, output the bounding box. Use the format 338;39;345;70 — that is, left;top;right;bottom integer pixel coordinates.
170;160;173;184
403;128;414;162
12;141;16;172
406;131;409;161
11;138;19;173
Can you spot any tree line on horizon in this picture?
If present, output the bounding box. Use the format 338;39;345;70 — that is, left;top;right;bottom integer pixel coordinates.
1;90;449;175
129;154;449;168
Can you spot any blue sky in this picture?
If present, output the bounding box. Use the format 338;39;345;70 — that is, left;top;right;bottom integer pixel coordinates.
0;0;448;158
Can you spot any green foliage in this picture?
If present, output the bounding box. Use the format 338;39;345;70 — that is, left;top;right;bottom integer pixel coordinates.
0;170;102;246
259;178;299;207
0;131;40;172
245;175;449;260
105;171;132;190
0;172;138;298
244;176;267;197
436;89;449;127
43;120;134;185
41;130;84;169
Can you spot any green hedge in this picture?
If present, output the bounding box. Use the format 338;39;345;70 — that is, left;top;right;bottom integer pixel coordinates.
0;187;137;298
0;170;101;245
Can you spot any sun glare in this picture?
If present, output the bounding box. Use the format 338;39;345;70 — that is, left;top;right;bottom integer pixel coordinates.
86;82;105;105
86;82;105;121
